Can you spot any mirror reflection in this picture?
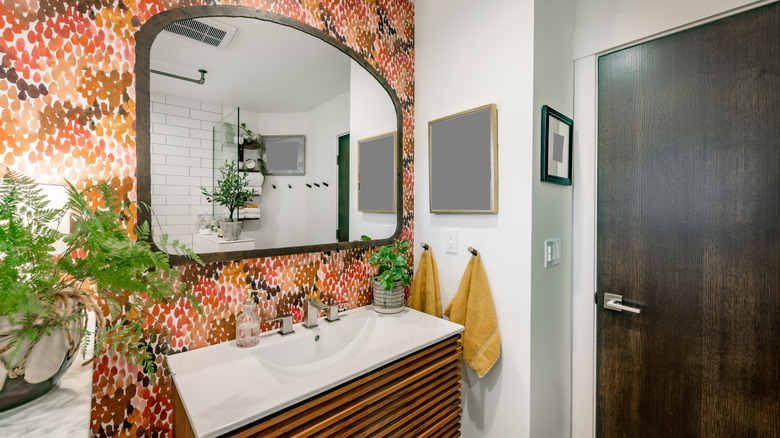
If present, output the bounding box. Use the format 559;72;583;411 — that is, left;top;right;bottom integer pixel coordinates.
148;17;397;254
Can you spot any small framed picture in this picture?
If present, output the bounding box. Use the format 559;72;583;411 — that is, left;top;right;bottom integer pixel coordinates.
541;105;573;186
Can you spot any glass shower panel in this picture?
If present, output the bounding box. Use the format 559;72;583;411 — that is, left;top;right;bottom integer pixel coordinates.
212;107;240;219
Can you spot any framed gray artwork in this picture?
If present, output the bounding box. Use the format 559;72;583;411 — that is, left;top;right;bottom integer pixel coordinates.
540;105;573;186
428;103;498;213
262;135;305;175
358;132;397;213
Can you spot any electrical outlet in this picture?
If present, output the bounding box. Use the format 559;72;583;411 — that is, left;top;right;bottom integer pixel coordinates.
544;238;561;268
445;229;458;254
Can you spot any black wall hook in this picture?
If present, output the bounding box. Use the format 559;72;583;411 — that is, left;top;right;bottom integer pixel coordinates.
313;183;320;188
322;182;329;187
306;183;312;188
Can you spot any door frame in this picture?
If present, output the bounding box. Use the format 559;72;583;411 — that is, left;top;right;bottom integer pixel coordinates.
570;1;776;436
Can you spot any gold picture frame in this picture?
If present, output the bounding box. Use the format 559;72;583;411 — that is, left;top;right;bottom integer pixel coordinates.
428;103;498;213
358;132;398;213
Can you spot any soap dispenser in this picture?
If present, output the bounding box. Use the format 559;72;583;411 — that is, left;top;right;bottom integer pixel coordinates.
236;290;260;348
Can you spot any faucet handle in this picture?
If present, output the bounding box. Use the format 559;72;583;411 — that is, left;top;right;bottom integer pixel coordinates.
325;301;350;322
266;314;295;335
305;297;328;310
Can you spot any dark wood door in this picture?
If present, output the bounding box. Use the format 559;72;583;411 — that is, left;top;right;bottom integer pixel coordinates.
337;133;350;242
597;3;780;437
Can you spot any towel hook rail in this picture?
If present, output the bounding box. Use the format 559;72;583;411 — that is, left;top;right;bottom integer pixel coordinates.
467;246;479;257
421;242;430;250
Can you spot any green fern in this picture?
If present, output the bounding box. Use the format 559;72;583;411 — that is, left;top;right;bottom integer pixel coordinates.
0;171;203;384
0;172;63;320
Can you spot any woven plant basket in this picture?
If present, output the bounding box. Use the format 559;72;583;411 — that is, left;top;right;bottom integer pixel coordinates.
372;279;405;314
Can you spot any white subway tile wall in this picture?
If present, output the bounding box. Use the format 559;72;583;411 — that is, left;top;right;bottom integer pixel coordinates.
150;93;223;249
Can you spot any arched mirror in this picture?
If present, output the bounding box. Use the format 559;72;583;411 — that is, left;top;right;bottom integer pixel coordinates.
136;6;403;264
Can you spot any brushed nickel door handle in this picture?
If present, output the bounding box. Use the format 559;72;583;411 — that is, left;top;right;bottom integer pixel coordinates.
604;293;641;314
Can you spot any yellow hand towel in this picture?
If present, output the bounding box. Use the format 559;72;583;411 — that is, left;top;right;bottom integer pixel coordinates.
444;255;500;378
408;249;442;317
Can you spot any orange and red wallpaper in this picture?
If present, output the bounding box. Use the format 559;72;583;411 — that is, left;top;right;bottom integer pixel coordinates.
0;1;414;436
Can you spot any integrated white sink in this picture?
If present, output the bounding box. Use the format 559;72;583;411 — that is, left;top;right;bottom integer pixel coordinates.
167;306;463;438
252;313;419;382
253;314;373;368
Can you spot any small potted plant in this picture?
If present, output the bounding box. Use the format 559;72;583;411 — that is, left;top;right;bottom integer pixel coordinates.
0;171;202;411
238;123;267;175
200;160;259;241
364;237;411;313
238;122;261;146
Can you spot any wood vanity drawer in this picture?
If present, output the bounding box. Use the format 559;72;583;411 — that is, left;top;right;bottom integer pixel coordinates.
173;335;462;437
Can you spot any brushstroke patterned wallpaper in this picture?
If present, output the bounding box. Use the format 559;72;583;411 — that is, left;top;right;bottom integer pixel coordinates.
0;1;414;436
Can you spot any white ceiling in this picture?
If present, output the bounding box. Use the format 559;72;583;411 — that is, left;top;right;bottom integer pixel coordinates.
150;17;351;113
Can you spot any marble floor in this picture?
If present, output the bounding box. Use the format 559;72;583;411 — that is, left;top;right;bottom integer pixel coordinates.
0;355;92;437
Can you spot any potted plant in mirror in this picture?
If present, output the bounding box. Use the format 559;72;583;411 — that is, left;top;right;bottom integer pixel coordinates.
239;123;267;175
200;160;259;241
363;236;411;313
0;171;203;411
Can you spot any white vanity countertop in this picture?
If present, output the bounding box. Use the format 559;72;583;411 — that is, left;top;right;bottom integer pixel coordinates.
192;234;255;252
167;306;463;438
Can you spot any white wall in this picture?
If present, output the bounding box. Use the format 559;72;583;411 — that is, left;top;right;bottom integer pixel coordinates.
348;61;397;241
246;110;309;248
530;0;575;437
150;92;348;250
569;1;770;437
150;93;223;248
414;0;535;436
304;93;348;243
573;0;767;58
245;93;349;248
243;59;396;248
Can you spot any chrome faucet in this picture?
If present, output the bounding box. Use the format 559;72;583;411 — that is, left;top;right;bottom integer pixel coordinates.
325;300;349;322
265;314;294;335
302;298;328;328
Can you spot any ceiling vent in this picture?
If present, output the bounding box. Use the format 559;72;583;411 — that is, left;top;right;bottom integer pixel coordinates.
163;18;237;50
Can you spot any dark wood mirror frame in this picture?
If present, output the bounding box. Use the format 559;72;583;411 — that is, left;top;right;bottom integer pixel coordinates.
135;5;404;265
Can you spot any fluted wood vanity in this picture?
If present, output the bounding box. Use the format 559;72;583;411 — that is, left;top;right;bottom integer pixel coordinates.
169;307;464;438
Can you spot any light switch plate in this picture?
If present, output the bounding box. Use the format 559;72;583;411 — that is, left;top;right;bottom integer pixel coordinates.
445;229;458;254
544;238;561;268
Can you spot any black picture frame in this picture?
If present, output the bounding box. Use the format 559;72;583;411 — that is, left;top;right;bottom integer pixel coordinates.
541;105;573;186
